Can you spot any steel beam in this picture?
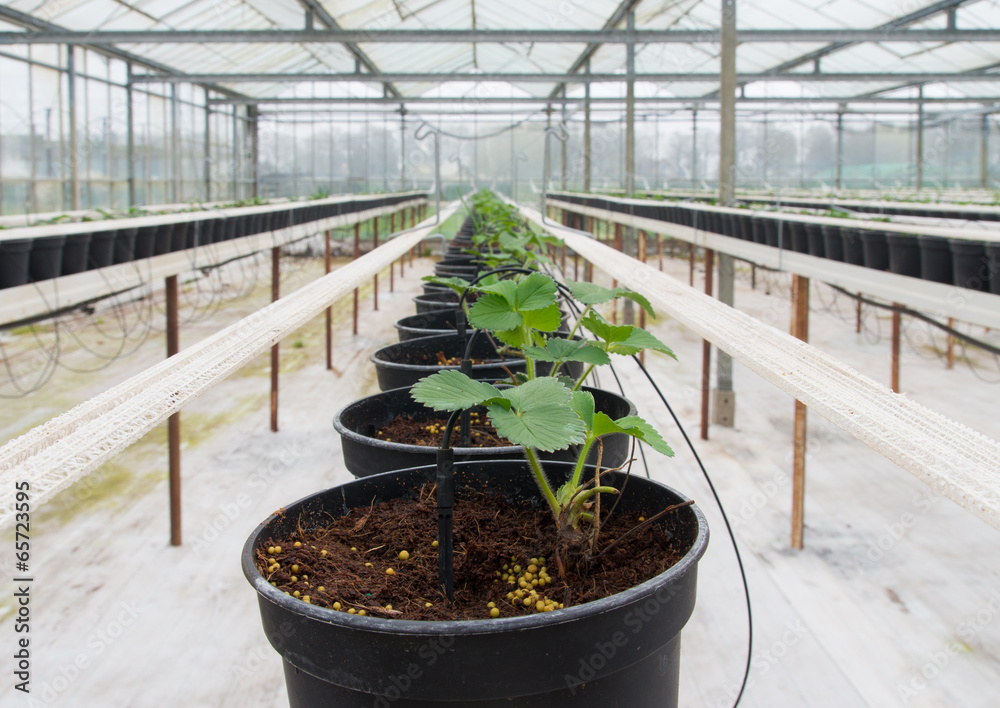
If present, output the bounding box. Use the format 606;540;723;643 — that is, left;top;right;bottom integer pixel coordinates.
130;71;1000;84
220;95;1000;106
3;29;998;44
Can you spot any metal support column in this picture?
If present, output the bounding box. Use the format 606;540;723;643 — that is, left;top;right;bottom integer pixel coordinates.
891;305;901;392
325;229;333;371
791;274;810;550
700;248;714;441
373;217;379;311
584;62;592;193
126;62;135;207
270;247;280;433
165;275;181;546
249;105;259;198
171;84;181;202
713;0;737;427
835;108;844;191
203;93;211;201
981;113;990;189
622;9;637;325
353;222;360;335
916;89;924;190
691;109;698;187
67;45;79;210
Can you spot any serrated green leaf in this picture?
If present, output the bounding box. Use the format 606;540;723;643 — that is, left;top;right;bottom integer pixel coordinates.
569;390;596;430
613;289;655;317
420;275;473;298
591;412;627;438
492;327;527;349
468;293;523;332
614;415;674;456
474;279;517;306
487;402;585;452
608;328;676;358
567;280;617;306
524;338;611;366
515;272;558;311
521;303;563;332
499;376;573;411
410;370;503;412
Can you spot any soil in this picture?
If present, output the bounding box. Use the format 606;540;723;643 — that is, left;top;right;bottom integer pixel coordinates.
254;483;693;622
392;349;492;366
375;412;514;448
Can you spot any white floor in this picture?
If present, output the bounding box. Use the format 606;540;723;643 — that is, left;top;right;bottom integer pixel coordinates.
1;251;998;708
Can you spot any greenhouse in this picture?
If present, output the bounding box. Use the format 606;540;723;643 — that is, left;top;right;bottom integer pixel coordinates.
0;1;998;706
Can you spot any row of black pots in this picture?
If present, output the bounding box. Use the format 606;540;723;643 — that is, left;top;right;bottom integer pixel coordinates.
0;194;417;290
243;210;708;707
553;194;1000;295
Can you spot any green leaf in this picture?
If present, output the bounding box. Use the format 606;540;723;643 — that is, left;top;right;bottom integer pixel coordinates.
591;412;627;438
421;275;472;297
474;279;517;306
521;303;563;332
615;290;654;317
566;281;655;316
608;328;676;358
410;370;503;412
514;273;558;311
468;293;523;332
614;415;674;457
523;338;611;366
492;327;527;349
499;376;573;411
487;402;585;452
569;390;596;431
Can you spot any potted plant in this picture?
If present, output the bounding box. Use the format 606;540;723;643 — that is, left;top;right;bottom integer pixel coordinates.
242;198;709;708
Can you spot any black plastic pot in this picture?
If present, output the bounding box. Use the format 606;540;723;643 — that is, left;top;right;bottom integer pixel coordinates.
840;227;865;266
987;244;1000;295
887;234;921;278
750;215;768;245
788;221;810;254
87;229;115;269
171;222;189;252
133;225;157;259
860;230;890;271
153;223;175;256
766;219;781;248
918;235;953;284
371;333;527;391
0;238;32;289
334;385;635;477
395;309;463;341
821;225;844;262
949;240;992;292
414;291;460;313
61;233;92;275
242;460;708;708
112;227;139;264
27;236;66;282
804;223;825;258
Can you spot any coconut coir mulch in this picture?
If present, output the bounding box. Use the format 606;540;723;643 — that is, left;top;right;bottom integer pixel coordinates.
375;412;514;448
255;483;693;622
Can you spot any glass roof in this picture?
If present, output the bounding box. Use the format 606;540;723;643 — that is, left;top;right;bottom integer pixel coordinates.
2;0;999;113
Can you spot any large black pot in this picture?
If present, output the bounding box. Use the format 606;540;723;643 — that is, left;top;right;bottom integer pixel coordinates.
949;240;992;292
0;238;32;289
860;230;890;271
61;233;92;275
887;234;921;278
414;291;460;313
918;235;953;284
171;222;190;252
153;223;175;256
133;225;157;259
395;309;463;341
87;229;116;269
371;332;526;391
821;225;844;262
840;227;865;266
334;385;636;477
28;235;66;282
112;227;139;264
787;221;810;254
804;223;825;258
987;244;1000;296
242;460;708;708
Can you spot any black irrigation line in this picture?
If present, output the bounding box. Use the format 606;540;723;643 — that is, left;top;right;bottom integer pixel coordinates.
828;284;1000;357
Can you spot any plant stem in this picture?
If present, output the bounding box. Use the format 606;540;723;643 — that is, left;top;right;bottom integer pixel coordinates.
523;323;536;380
572;364;597;391
525;448;560;521
570;435;596;489
564;305;591;341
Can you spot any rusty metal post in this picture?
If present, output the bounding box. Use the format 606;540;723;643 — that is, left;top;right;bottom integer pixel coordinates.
353;222;360;335
574;252;579;280
689;243;695;287
891;305;901;392
790;274;810;550
946;317;955;369
391;212;398;287
373;217;379;311
325;229;332;371
271;247;280;433
856;294;862;333
658;234;664;270
561;243;567;274
700;249;714;441
165;275;182;546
